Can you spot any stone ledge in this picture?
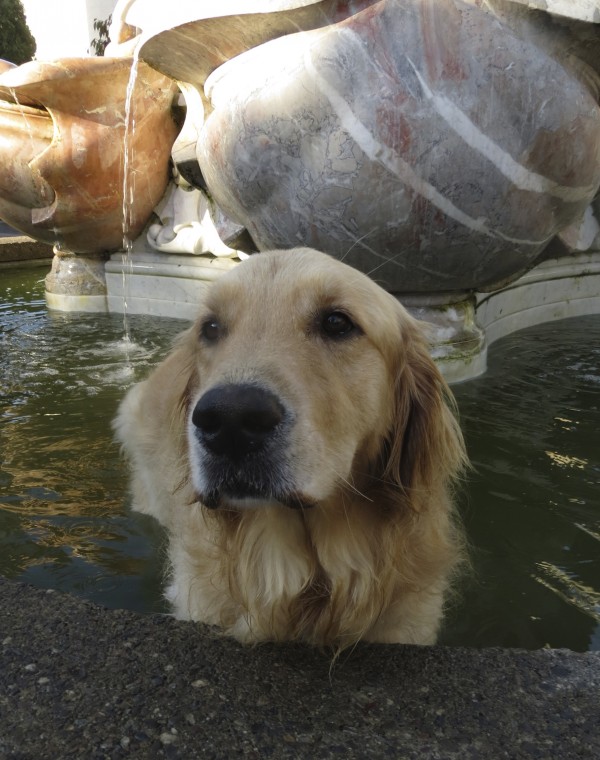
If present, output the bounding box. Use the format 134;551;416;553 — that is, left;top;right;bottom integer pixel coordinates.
1;578;598;759
0;235;53;268
46;249;600;381
477;254;600;348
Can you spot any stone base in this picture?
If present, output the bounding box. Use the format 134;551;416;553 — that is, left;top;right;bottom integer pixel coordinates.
45;250;108;298
105;250;238;320
410;252;600;381
477;253;600;346
402;294;487;384
44;248;600;383
45;291;108;313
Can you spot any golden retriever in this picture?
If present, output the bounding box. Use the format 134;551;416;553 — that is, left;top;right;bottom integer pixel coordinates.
115;248;467;649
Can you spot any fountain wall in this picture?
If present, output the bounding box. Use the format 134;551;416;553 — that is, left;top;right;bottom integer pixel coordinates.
98;245;600;382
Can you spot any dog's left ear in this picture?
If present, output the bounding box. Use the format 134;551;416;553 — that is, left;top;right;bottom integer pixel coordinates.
380;317;467;510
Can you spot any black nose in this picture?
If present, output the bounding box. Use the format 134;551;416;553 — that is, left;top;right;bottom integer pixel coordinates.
191;384;285;460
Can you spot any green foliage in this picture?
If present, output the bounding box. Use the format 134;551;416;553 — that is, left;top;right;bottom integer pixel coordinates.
90;14;112;56
0;0;36;65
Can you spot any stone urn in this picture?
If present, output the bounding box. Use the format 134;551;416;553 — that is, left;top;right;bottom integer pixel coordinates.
195;0;600;294
134;0;600;295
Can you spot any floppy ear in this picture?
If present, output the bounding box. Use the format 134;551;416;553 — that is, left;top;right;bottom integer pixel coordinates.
379;318;467;511
112;328;200;526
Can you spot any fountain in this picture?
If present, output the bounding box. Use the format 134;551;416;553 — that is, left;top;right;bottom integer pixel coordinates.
0;0;599;380
0;0;599;655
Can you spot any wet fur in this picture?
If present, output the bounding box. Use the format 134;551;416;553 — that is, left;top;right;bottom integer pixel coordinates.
114;248;467;649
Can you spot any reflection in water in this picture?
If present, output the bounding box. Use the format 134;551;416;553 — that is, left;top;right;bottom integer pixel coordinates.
0;269;186;612
445;322;600;651
1;269;599;649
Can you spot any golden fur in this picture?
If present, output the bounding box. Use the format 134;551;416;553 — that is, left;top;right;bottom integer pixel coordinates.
114;248;467;649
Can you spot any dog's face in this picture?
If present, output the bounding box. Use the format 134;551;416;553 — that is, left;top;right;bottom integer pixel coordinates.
181;248;420;512
117;246;465;645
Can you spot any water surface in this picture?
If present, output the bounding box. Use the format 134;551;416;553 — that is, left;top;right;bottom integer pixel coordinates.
1;269;598;649
445;318;600;651
0;269;184;613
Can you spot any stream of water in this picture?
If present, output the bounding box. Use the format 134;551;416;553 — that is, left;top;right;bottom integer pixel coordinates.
1;269;599;649
120;52;141;354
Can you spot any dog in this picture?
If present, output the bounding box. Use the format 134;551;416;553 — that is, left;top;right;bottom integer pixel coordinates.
114;247;467;649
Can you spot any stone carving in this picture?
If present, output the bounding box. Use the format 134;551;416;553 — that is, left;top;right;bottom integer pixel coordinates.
147;183;247;258
0;56;178;254
125;0;600;294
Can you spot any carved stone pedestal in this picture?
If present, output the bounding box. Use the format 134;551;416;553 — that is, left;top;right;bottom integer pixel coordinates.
402;296;487;384
45;249;108;313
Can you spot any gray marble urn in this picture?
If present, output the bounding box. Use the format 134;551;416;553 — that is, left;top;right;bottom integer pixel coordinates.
190;0;600;294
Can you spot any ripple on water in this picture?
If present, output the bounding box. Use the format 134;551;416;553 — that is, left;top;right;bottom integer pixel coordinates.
0;270;184;613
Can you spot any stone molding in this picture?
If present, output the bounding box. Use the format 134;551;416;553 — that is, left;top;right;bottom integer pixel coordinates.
47;248;600;383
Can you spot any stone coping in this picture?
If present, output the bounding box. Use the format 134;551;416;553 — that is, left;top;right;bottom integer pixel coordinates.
5;242;600;381
1;578;598;759
0;234;53;268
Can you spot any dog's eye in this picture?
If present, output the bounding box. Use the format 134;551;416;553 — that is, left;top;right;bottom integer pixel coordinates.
320;310;357;339
200;318;222;342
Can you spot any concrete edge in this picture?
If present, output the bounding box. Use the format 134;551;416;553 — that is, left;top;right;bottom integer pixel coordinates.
0;235;53;268
1;578;599;759
7;240;600;382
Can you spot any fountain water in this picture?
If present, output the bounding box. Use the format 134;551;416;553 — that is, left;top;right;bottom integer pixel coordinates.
0;0;599;649
119;52;142;359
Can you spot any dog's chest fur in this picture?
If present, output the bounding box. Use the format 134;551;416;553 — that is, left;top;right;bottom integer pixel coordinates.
165;494;450;648
166;501;417;647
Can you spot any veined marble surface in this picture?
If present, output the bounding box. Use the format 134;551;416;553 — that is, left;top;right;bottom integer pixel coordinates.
0;58;178;254
196;0;600;293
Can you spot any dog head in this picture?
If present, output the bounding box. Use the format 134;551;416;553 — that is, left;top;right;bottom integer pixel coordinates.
179;247;464;513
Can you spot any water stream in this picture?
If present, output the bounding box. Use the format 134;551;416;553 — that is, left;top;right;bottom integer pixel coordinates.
119;53;141;355
1;269;599;650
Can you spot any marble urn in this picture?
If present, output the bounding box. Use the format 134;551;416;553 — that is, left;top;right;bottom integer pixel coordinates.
187;0;600;293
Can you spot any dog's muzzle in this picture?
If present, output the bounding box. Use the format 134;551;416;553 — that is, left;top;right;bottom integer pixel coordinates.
191;383;285;461
190;383;316;511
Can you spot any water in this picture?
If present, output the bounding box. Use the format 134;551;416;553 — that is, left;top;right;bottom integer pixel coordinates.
121;53;141;350
1;269;599;650
122;53;140;251
0;269;185;613
443;323;600;651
